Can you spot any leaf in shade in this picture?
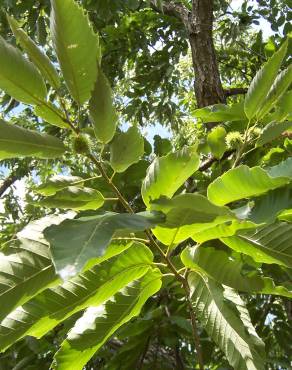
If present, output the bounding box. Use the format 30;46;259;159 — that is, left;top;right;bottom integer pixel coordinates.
35;175;84;196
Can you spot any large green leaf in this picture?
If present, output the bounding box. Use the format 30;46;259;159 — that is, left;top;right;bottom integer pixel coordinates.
188;272;265;370
0;120;66;160
44;211;164;278
141;145;199;206
52;269;162;370
0;215;70;322
182;246;292;297
35;186;104;210
193;102;246;123
7;15;60;89
35;175;84;196
110;127;144;173
0;35;46;104
207;126;227;159
89;69;118;143
244;39;288;119
221;222;292;267
256;121;292;147
149;194;233;245
207;161;292;206
35;103;70;129
256;65;292;119
50;0;100;104
0;243;152;352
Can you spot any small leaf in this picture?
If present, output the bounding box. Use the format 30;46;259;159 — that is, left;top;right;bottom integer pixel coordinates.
188;272;265;370
207;126;227;159
244;39;288;119
0;35;47;104
35;175;83;196
193;102;246;123
0;120;65;160
50;0;100;104
141;145;199;206
222;222;292;267
89;69;118;143
256;121;292;146
7;14;60;89
207;162;292;206
44;211;164;277
35;186;104;210
110;127;144;173
52;269;162;370
35;103;70;129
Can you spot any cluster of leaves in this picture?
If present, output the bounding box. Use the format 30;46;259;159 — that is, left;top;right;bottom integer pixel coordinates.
0;0;292;369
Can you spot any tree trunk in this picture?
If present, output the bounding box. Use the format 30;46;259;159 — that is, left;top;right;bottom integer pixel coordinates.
188;0;225;107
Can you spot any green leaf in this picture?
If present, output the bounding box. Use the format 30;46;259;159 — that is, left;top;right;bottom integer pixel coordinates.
149;194;234;245
35;103;70;129
52;269;162;370
221;222;292;267
50;0;100;104
35;175;84;196
110;127;144;173
207;162;292;206
153;135;172;156
0;35;47;105
44;211;164;278
193;102;246;123
89;69;118;143
207;126;227;159
188;272;265;370
141;145;199;207
256;121;292;146
182;246;292;298
0;120;66;160
0;215;71;322
0;243;153;352
244;39;288;119
35;186;104;210
256;65;292;119
7;15;60;89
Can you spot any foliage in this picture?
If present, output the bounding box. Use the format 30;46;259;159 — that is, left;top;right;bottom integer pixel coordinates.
0;0;291;369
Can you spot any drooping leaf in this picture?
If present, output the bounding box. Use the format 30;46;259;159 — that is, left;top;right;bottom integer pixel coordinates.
244;39;288;119
0;35;46;104
207;126;227;159
7;14;60;89
221;222;292;267
256;121;292;147
188;272;265;370
50;0;100;104
89;69;118;143
207;161;292;206
35;175;84;196
35;186;104;210
141;145;199;206
52;269;162;370
44;211;164;278
0;243;153;352
35;103;70;129
0;214;73;322
110;127;144;173
256;65;292;119
182;246;292;297
149;193;234;245
0;120;66;160
193;102;246;123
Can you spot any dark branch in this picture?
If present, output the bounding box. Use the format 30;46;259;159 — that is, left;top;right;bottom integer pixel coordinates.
150;1;190;25
199;149;235;172
0;166;31;197
224;87;248;97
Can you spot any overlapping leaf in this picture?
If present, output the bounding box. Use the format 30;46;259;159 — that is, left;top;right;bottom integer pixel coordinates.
0;120;65;160
0;243;152;352
193;102;246;122
53;269;162;370
188;272;265;370
35;103;70;129
35;175;84;196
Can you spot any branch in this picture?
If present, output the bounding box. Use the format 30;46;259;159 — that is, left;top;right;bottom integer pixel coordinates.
0;173;20;197
199;149;235;172
150;1;190;25
224;87;248;97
